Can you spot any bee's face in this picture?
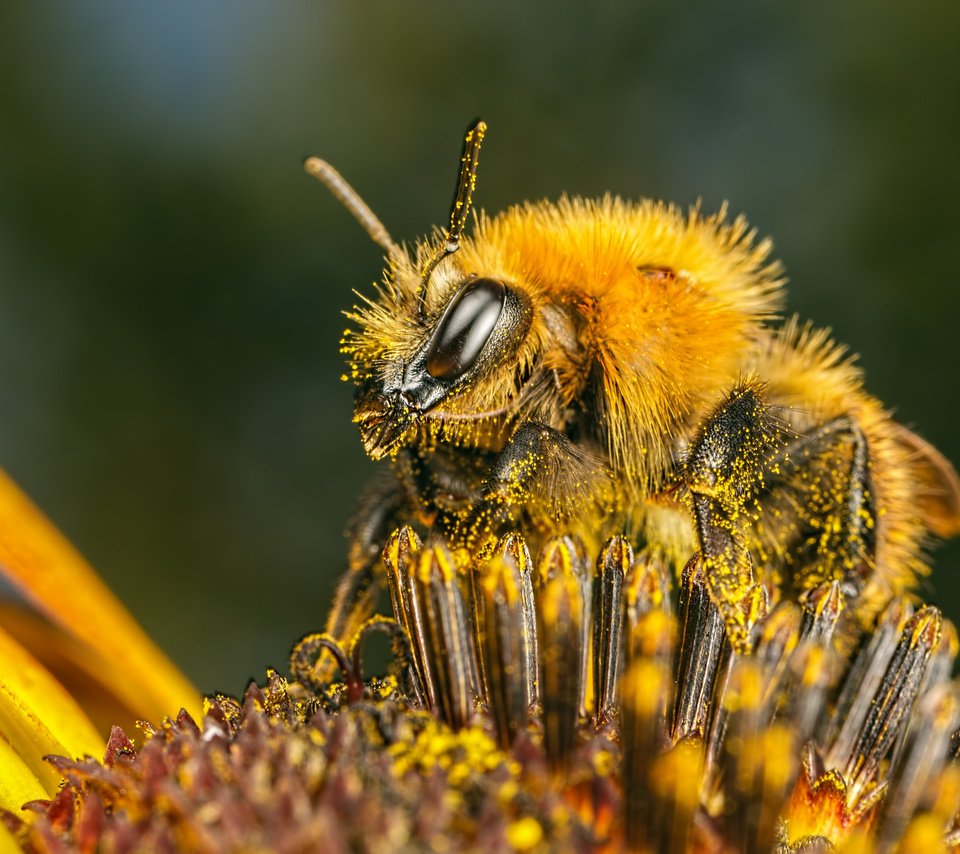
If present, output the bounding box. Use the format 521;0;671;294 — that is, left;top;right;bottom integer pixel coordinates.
347;260;534;459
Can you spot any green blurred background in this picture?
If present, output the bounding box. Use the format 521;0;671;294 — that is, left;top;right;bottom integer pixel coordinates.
1;2;958;694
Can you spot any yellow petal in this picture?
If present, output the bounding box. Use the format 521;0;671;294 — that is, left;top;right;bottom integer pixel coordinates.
0;820;25;854
0;624;103;762
0;682;76;794
0;468;201;724
0;603;144;738
0;732;48;814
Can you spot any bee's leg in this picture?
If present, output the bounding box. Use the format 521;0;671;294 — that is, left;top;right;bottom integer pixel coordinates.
761;416;876;601
685;383;785;651
459;420;605;547
318;472;409;680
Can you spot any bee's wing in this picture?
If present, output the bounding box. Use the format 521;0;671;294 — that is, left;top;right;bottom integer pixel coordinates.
890;423;960;539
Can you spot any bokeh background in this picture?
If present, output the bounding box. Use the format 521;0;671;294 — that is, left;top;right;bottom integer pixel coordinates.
1;2;958;694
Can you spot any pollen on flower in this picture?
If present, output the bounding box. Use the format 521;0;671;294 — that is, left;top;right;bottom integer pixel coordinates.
387;715;515;787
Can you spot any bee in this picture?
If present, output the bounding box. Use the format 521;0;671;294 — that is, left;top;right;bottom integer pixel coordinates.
307;120;960;652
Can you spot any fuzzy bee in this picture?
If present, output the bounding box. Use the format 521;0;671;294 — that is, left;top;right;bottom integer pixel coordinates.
307;121;960;652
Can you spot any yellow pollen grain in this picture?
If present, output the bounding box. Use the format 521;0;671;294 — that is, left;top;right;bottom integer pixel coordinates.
593;748;614;777
506;817;543;851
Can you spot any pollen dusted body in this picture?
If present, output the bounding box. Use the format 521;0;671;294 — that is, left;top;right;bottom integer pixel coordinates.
314;123;960;652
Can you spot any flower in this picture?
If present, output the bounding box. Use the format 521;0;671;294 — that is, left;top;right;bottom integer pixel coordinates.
1;494;958;852
0;469;202;833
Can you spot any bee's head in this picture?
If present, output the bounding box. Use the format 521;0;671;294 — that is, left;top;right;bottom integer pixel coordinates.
351;273;532;458
310;121;536;459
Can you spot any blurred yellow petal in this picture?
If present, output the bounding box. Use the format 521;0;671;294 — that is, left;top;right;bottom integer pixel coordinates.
0;604;144;737
0;821;23;854
0;681;77;794
0;624;103;762
0;733;48;814
0;468;201;723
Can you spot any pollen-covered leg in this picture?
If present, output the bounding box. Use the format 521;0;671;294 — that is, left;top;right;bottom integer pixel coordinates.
459;420;609;548
320;476;408;680
685;383;785;651
759;417;877;601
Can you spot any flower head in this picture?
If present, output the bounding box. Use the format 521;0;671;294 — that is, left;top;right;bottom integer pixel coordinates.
3;512;958;852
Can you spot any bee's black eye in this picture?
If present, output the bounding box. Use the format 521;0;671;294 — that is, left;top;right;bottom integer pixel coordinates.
425;278;506;380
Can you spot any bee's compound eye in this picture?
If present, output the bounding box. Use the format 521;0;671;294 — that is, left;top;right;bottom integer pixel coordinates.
425;278;506;380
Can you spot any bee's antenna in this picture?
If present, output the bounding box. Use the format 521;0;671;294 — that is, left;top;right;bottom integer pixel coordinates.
417;119;487;318
304;156;400;257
